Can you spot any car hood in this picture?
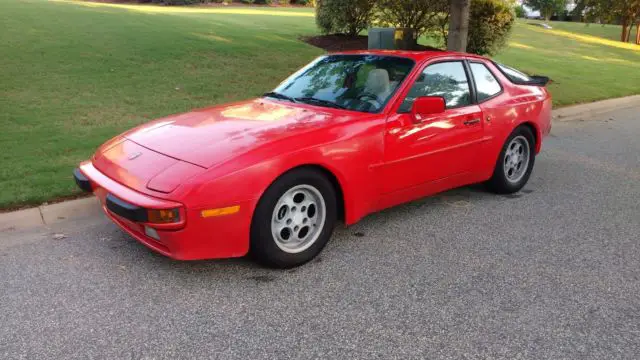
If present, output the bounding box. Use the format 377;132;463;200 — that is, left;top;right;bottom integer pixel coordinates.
123;99;335;169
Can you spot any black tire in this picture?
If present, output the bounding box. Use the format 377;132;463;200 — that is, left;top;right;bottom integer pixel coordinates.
250;168;337;268
486;126;536;194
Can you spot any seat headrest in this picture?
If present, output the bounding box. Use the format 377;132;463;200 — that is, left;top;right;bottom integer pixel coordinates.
364;69;390;96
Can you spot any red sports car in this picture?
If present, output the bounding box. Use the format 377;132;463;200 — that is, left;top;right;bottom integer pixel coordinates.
74;50;551;268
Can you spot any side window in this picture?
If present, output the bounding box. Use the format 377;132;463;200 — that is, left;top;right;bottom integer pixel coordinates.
470;63;502;101
399;61;471;112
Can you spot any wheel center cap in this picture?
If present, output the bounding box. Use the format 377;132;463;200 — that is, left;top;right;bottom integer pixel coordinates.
293;211;305;225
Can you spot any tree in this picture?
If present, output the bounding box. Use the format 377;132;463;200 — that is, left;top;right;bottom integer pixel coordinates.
579;0;640;43
377;0;450;44
315;0;377;36
620;0;640;43
437;0;514;53
314;0;516;52
448;0;471;51
524;0;567;20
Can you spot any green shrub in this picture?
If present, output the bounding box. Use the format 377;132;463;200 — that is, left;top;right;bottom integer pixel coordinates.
240;0;273;4
315;0;377;36
514;4;526;18
376;0;449;39
149;0;205;5
466;0;515;55
144;0;226;4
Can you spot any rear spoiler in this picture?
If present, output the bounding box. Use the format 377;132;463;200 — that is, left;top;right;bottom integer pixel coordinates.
504;75;550;87
522;75;550;87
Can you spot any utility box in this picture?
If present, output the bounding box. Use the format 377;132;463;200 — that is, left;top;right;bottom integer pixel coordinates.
368;28;415;50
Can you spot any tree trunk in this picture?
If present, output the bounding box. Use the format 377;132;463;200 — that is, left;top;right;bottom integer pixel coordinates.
621;17;629;42
447;0;470;52
636;23;640;45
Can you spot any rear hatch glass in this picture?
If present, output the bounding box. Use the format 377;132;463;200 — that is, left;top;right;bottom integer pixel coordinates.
494;62;550;86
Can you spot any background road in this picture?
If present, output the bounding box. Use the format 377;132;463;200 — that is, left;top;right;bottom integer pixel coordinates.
2;107;639;359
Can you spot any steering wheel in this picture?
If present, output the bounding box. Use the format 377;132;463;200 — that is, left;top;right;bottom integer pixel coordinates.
357;93;382;108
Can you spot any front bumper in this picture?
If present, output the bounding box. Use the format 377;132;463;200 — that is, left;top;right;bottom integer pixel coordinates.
73;168;92;193
73;162;253;260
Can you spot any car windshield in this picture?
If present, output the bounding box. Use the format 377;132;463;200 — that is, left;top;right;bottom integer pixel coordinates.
268;55;415;113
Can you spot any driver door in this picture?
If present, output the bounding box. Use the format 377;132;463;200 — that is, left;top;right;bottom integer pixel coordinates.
381;60;485;194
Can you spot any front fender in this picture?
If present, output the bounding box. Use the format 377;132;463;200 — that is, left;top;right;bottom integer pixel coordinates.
176;119;385;227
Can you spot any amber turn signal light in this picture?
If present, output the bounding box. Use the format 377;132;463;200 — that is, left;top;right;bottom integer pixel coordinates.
201;205;240;218
147;208;180;224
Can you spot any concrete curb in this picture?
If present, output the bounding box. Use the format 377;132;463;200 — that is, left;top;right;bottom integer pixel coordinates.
1;197;103;233
553;95;640;122
1;95;640;232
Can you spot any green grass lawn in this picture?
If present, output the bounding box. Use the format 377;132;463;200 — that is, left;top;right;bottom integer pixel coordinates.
1;0;639;209
527;19;638;42
495;19;640;105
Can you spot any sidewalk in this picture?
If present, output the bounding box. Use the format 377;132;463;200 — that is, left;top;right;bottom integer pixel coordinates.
552;94;640;122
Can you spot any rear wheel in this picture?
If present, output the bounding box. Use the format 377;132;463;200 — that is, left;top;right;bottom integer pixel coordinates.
250;168;337;268
486;126;536;194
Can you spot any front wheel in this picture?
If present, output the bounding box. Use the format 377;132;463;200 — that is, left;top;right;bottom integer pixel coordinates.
486;126;536;194
250;168;337;268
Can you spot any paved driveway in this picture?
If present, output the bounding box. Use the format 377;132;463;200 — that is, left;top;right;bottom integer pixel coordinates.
2;106;639;359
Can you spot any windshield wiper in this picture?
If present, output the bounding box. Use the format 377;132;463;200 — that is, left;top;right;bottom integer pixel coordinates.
263;91;297;103
295;97;348;110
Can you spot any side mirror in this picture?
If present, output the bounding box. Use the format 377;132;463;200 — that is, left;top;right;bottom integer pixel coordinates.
411;96;445;122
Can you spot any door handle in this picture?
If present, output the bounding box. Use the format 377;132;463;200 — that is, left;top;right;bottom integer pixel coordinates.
463;118;481;126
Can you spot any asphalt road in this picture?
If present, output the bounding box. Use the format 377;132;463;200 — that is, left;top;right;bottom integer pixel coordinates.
2;106;639;360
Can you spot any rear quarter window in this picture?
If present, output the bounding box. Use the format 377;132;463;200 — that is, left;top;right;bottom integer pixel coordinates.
470;63;502;102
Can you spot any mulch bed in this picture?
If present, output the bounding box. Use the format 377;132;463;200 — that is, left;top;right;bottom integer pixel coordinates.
300;34;442;52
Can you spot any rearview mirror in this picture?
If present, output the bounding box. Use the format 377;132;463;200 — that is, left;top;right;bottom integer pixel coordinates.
411;96;445;122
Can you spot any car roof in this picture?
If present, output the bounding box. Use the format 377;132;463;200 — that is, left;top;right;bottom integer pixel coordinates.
327;49;488;62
